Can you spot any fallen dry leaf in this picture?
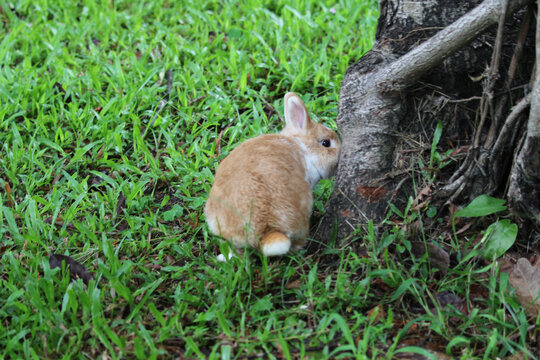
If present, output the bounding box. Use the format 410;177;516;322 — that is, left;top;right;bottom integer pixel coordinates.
395;347;452;360
410;241;450;270
357;185;387;203
4;181;14;208
531;253;540;267
498;257;515;275
455;221;473;235
410;291;467;317
411;184;432;211
433;291;468;315
115;193;127;217
286;279;302;290
417;184;432;200
508;257;540;318
366;304;386;323
503;351;530;360
49;253;93;285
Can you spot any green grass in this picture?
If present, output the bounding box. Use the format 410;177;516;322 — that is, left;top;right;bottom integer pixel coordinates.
1;0;537;359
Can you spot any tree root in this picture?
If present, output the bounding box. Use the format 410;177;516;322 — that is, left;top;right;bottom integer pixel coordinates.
436;5;534;204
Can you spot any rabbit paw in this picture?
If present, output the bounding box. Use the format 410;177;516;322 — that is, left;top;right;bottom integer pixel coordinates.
217;251;234;262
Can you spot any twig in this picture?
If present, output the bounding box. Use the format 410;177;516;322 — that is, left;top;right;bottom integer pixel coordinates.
443;95;483;103
489;4;533;148
508;324;538;341
338;188;370;223
389;176;409;204
476;0;508;148
261;97;283;123
188;94;206;106
505;5;533;90
214;121;234;158
379;26;445;46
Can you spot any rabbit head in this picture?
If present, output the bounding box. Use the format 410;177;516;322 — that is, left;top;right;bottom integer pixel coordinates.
280;92;341;188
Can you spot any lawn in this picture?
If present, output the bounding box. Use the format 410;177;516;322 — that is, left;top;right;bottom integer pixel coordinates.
0;0;537;359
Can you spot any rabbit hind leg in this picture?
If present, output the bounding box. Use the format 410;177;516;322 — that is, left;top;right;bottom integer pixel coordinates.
291;237;307;251
261;231;291;256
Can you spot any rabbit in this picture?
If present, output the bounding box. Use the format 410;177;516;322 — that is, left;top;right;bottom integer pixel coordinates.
205;92;341;259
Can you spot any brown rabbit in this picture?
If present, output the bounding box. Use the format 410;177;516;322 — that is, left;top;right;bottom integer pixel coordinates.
205;92;340;258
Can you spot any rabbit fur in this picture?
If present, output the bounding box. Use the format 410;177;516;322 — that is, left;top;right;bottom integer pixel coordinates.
205;92;340;258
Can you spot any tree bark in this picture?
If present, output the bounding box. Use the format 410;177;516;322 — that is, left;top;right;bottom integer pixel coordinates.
508;0;540;225
315;0;536;242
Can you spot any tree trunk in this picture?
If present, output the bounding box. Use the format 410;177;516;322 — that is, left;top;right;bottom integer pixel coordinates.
315;0;537;243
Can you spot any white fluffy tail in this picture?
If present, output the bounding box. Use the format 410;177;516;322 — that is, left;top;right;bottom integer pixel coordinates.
261;232;291;256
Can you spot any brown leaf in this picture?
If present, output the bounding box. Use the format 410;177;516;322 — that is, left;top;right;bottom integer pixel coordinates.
4;181;13;208
52;82;72;103
508;257;540;318
394;348;452;360
498;257;515;274
531;253;540;268
366;304;386;323
357;185;387;203
340;209;353;219
372;277;395;292
49;253;93;285
116;193;126;217
455;221;473;235
165;254;175;265
433;291;467;315
447;203;459;227
504;351;530;360
286;279;302;290
469;283;490;301
417;184;432;200
410;241;450;270
95;144;105;160
52;172;62;185
412;185;432;211
410;290;467;317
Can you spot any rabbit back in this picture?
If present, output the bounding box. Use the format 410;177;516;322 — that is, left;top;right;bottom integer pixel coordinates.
205;134;312;250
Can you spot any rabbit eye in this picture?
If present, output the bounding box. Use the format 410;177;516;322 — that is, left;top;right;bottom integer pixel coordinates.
320;139;331;148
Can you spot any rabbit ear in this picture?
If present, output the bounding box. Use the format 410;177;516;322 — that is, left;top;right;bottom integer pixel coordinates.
284;93;310;131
